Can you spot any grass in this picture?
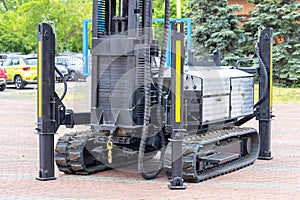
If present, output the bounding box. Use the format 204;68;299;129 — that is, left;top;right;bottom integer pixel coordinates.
273;86;300;104
255;85;300;104
64;92;87;101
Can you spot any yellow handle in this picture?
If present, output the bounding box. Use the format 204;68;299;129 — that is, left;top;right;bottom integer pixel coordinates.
216;96;222;101
107;141;113;150
107;140;113;164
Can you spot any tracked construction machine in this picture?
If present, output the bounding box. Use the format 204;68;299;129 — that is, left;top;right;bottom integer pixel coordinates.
36;0;273;188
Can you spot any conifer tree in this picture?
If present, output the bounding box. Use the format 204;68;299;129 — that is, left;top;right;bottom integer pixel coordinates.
243;0;300;86
189;0;245;65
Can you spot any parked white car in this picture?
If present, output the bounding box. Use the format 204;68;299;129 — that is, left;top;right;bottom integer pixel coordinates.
55;54;85;81
55;64;69;82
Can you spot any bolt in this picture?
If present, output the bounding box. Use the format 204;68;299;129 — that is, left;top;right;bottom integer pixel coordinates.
44;30;50;40
264;34;269;40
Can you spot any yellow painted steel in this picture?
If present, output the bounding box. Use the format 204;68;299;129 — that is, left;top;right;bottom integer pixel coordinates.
38;41;42;118
175;40;181;123
176;0;182;18
270;43;273;109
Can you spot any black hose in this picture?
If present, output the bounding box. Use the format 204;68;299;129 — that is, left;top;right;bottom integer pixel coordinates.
157;0;170;128
54;66;67;100
138;0;170;180
235;113;256;126
254;47;268;108
138;0;153;179
155;0;170;174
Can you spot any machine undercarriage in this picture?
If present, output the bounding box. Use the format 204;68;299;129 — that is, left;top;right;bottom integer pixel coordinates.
55;127;259;183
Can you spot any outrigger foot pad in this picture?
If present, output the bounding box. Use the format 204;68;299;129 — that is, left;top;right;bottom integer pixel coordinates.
168;177;187;190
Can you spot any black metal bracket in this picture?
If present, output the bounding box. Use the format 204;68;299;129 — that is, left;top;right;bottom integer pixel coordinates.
52;93;66;132
63;109;74;128
63;110;91;128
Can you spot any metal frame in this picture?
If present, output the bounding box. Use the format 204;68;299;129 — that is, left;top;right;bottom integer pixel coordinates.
82;18;192;74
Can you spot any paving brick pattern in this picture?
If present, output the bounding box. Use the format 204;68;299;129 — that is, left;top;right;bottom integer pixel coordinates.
0;85;300;200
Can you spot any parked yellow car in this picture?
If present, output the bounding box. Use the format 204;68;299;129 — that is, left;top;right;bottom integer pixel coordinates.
1;55;37;89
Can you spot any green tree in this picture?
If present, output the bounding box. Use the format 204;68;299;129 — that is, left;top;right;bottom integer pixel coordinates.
0;0;32;11
152;0;190;19
152;0;191;46
0;0;92;54
189;0;245;66
243;0;300;86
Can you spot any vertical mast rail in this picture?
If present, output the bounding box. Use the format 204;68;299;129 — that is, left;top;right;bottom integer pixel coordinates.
168;21;186;189
36;23;56;181
258;28;273;160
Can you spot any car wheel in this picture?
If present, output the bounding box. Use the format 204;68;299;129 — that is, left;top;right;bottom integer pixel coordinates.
15;75;25;89
0;84;6;91
69;71;78;82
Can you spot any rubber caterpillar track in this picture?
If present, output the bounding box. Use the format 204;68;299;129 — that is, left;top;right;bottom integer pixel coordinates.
164;127;259;182
55;131;157;175
55;131;107;175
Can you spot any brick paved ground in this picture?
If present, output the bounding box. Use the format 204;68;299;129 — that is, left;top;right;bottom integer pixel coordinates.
0;83;300;200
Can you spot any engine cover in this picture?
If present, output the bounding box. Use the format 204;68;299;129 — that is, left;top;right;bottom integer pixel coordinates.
183;66;254;124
